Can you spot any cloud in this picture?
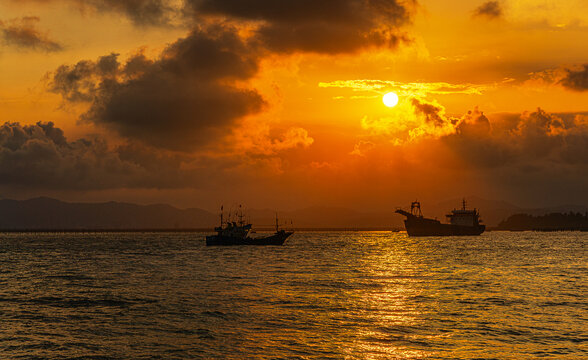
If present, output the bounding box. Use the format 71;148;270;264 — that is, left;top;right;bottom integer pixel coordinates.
231;120;314;156
0;121;177;189
0;120;315;191
560;64;588;91
411;98;449;127
441;108;588;169
344;104;588;206
49;27;265;151
82;0;175;26
360;97;459;143
473;1;503;19
350;140;375;157
43;2;418;152
318;79;488;96
357;93;588;171
0;16;63;52
11;0;176;26
185;0;415;54
526;64;588;92
14;0;417;39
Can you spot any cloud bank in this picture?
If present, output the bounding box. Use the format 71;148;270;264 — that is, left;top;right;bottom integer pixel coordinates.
0;121;159;189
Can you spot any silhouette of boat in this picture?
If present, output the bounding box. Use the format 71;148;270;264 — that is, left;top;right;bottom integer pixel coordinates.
395;199;485;236
206;206;293;246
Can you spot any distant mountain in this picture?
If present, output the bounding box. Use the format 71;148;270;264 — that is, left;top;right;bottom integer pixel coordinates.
496;212;588;231
0;197;585;230
0;197;217;230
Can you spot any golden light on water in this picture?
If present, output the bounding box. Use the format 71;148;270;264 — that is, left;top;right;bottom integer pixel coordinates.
383;92;399;108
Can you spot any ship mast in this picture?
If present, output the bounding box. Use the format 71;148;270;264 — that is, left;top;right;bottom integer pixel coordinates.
462;198;467;210
220;205;224;227
275;213;279;232
238;204;244;226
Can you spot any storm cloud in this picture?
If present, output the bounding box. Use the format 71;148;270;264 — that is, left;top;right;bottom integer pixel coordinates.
185;0;414;54
49;27;265;150
1;16;62;52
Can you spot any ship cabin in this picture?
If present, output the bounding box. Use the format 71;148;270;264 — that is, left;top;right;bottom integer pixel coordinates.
446;199;482;227
215;222;252;238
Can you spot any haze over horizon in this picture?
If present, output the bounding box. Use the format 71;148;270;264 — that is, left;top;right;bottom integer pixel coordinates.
1;0;587;211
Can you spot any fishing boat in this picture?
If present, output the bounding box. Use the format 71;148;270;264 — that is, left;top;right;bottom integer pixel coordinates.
206;206;293;246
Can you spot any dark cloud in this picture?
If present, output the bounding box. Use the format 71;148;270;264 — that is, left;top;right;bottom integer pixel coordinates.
0;16;63;52
84;0;174;26
0;121;213;190
49;28;265;150
560;64;588;91
0;121;132;189
442;108;588;168
442;109;588;206
185;0;414;54
473;1;502;19
411;98;448;127
0;121;310;192
11;0;175;26
13;0;415;52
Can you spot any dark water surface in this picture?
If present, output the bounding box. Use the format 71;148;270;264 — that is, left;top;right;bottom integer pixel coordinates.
0;231;585;359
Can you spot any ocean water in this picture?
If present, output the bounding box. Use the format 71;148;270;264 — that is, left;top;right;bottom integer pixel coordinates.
0;231;585;359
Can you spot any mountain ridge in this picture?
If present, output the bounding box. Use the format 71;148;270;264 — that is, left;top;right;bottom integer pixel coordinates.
0;197;585;230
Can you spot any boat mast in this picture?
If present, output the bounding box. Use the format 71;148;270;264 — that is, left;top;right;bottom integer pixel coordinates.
462;198;467;210
275;213;279;232
220;205;224;227
238;204;244;226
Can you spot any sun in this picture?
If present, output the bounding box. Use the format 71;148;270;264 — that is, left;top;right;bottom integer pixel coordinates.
383;92;399;108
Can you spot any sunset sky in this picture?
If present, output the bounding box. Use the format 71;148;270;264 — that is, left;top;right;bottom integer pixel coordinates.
0;0;587;211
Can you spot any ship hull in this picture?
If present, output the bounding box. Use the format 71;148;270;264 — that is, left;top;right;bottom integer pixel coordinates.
206;231;293;246
404;219;485;236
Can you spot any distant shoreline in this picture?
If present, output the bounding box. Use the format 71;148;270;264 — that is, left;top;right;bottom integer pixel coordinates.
2;228;587;233
0;228;404;233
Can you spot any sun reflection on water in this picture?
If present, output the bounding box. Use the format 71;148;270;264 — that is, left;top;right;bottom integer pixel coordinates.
341;232;430;359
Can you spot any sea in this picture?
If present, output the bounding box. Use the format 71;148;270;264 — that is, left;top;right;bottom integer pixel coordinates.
0;231;585;359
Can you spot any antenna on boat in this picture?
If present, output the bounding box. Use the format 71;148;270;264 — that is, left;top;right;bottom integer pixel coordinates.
220;205;224;227
238;204;244;226
411;200;423;217
275;212;279;232
462;198;467;210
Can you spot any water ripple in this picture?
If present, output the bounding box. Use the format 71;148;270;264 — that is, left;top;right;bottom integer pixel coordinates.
0;231;585;359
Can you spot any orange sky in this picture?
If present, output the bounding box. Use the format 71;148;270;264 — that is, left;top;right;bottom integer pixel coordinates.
0;0;587;210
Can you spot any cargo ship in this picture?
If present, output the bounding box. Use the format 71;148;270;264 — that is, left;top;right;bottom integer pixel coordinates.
206;206;293;246
395;199;485;236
